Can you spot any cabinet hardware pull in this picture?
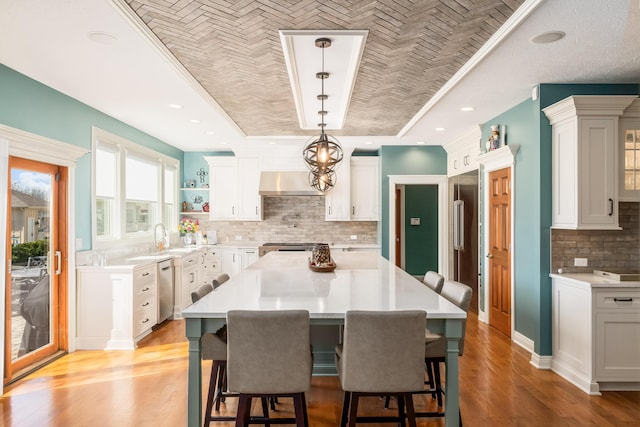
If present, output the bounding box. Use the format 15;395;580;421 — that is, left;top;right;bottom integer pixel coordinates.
352;206;355;215
328;206;332;215
161;266;171;271
142;302;149;307
613;298;633;302
142;318;150;324
454;159;457;169
256;206;258;215
608;198;613;216
232;206;235;215
142;287;150;292
142;272;150;276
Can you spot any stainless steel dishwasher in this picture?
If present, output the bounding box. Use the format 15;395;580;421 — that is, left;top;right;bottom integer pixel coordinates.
157;258;174;323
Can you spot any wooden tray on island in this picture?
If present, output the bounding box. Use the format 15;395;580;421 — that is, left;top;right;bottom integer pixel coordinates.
309;258;337;273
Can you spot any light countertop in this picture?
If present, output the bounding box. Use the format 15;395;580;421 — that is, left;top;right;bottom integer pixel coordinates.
550;273;640;288
183;251;466;320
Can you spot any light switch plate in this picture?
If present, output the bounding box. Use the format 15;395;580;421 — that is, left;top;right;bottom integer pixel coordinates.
410;217;420;225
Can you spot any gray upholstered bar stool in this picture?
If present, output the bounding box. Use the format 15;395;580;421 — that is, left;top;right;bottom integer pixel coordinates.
423;271;445;293
212;273;230;289
227;310;312;427
336;310;427;427
419;279;472;421
190;284;234;424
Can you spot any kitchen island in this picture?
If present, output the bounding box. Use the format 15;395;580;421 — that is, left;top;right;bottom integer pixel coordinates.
183;251;466;427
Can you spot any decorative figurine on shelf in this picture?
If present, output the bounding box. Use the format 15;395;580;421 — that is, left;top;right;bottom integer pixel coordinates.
487;125;500;151
182;201;189;212
188;179;196;188
202;202;210;212
196;167;208;183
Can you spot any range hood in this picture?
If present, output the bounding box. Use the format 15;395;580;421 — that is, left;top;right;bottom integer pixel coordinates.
258;171;323;196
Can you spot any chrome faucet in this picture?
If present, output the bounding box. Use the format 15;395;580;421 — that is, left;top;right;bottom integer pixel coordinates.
154;223;169;252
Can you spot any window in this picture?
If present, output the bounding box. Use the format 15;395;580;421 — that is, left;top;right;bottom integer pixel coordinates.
624;129;640;191
92;128;179;248
95;145;117;238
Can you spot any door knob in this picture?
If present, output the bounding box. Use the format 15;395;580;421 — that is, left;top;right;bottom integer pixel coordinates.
486;253;493;258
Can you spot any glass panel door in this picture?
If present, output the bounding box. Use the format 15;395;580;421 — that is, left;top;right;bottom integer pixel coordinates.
5;157;62;380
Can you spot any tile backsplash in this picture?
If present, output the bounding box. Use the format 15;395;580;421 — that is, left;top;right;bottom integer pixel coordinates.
197;196;378;245
551;202;640;273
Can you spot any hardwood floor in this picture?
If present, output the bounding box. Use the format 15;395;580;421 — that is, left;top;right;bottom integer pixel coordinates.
1;313;639;426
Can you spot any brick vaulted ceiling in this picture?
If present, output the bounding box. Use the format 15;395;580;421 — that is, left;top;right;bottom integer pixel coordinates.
126;0;525;137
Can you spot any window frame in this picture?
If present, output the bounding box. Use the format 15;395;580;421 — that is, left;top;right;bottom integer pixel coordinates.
92;128;179;250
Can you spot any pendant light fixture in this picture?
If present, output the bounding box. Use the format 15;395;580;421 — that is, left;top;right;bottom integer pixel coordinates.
302;37;343;193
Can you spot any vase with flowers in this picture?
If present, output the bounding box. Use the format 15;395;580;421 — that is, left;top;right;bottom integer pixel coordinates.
178;217;199;246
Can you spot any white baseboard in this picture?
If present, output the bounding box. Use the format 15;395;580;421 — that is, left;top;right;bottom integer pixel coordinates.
513;330;534;353
477;309;488;324
531;353;552;369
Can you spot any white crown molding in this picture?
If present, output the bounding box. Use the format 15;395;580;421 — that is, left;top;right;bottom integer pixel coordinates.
543;95;638;124
398;0;545;137
0;125;89;167
442;124;482;153
478;144;520;172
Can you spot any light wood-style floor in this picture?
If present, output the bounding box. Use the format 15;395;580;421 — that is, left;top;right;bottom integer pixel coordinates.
2;313;639;426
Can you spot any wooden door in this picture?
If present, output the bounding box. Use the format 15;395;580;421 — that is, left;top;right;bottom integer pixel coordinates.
488;167;511;337
4;157;67;383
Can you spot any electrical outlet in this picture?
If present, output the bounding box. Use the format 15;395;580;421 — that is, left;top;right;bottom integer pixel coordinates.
235;235;242;241
350;235;358;240
574;258;588;267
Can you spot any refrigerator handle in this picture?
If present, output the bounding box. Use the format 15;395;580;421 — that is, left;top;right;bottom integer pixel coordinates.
453;200;464;250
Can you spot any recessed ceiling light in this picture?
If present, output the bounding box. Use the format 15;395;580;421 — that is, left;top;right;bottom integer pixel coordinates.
219;141;228;145
169;104;183;109
206;131;215;135
189;119;200;124
435;127;445;132
460;106;475;112
87;31;118;45
416;141;425;145
364;141;373;145
268;142;277;145
530;31;566;44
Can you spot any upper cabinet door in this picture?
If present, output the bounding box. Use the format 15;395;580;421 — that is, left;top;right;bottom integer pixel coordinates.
206;157;238;220
543;95;636;230
350;157;380;221
237;158;262;220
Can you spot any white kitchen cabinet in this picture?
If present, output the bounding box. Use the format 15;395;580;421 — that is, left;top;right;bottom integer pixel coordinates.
237;158;262;220
173;250;203;317
241;247;258;268
221;246;258;275
77;263;158;350
551;274;640;395
350;157;379;220
444;125;481;177
593;290;640;383
619;98;640;201
543;95;636;230
325;161;351;221
205;156;262;221
326;155;380;221
200;246;223;287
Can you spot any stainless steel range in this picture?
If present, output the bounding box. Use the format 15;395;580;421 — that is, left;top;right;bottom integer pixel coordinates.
258;242;324;257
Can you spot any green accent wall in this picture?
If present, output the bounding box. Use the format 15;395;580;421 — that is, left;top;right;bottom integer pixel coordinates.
380;146;447;258
0;64;183;249
480;83;639;355
404;185;438;275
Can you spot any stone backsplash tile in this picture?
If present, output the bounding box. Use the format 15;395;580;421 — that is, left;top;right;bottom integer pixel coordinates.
551;202;640;273
197;196;378;245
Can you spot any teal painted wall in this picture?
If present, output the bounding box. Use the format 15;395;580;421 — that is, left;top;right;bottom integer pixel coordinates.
404;185;438;275
380;146;447;258
481;83;639;355
0;64;183;249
